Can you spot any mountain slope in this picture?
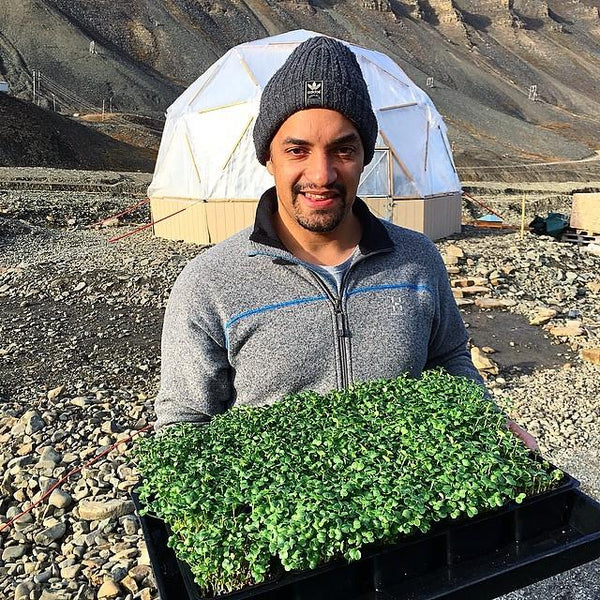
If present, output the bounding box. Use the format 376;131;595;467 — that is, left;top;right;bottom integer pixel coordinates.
0;0;599;168
0;94;156;171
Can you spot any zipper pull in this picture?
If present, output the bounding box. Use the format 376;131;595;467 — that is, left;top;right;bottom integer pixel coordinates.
335;308;347;338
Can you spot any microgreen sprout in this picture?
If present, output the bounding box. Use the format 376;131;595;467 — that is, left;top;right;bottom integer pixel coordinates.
133;371;562;595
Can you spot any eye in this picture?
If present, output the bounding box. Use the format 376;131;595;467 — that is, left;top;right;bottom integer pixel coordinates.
285;147;308;157
336;146;357;158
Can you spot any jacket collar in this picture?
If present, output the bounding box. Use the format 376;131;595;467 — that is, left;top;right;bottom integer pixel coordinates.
249;187;394;255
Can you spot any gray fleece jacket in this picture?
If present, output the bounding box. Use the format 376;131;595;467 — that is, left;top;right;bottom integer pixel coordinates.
154;188;483;429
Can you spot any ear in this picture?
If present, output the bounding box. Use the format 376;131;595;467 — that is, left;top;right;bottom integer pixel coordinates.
266;157;274;176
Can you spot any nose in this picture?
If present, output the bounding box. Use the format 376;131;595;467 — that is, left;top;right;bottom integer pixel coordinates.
305;151;337;187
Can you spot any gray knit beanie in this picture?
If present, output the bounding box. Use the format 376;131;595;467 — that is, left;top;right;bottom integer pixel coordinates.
253;36;378;166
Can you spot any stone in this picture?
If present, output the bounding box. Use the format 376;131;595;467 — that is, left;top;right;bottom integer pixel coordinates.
61;564;82;579
73;281;86;292
40;591;70;600
78;499;135;521
39;446;62;466
97;579;120;598
451;278;474;288
120;574;138;594
549;325;585;337
446;266;461;274
49;488;73;509
481;346;496;354
101;217;119;228
128;565;151;582
474;298;517;309
452;288;463;298
70;397;89;408
460;285;490;296
471;346;499;375
22;410;45;434
581;348;600;365
47;385;65;401
138;589;153;600
121;515;138;535
138;545;151;566
529;307;557;326
455;298;474;306
446;244;464;258
34;570;52;583
34;521;67;545
2;544;28;560
14;581;34;600
443;254;459;266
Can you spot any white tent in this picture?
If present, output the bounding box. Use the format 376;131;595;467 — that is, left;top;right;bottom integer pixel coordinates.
149;30;462;244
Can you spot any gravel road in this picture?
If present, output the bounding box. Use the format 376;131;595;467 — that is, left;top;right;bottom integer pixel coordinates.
0;174;598;600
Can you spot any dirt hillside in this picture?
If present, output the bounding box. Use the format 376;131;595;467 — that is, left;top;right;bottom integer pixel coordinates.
1;0;600;173
0;94;156;172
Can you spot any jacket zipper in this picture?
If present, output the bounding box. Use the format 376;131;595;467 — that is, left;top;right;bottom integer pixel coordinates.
250;247;391;389
307;253;377;389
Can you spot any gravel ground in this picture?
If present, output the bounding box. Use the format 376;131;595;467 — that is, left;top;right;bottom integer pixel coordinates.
0;177;599;600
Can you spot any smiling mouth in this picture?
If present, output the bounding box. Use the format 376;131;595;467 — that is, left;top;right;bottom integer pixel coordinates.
300;191;339;201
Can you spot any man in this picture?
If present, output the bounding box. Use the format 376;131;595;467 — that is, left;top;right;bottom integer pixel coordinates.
154;35;536;450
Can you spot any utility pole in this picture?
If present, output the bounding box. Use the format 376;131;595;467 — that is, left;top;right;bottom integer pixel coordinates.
32;70;36;104
102;99;105;121
52;93;56;112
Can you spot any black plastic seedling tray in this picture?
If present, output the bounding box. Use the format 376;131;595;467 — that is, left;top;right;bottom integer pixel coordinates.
132;472;600;600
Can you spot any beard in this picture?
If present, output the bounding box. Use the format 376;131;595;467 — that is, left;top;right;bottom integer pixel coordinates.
291;182;349;233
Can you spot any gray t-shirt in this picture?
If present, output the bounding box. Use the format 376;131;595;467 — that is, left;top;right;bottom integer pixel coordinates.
309;247;358;293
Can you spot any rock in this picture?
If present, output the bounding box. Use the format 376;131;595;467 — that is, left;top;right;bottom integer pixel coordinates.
121;515;138;535
138;589;153;600
34;521;67;545
14;581;34;600
49;488;73;509
481;346;496;354
582;243;600;256
34;570;52;583
443;254;459;266
21;410;45;434
549;325;585;337
70;397;89;407
446;266;461;274
97;579;120;598
474;298;517;309
47;385;65;401
101;217;120;228
460;285;491;296
452;288;463;298
446;244;464;258
451;278;474;288
2;544;29;560
78;499;135;521
471;346;500;375
581;348;600;365
529;307;557;326
39;446;62;466
61;564;82;579
120;574;138;594
455;298;474;306
73;281;86;292
138;545;151;566
128;565;151;582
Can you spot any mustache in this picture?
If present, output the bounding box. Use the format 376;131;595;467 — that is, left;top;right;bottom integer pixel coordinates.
292;182;346;196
